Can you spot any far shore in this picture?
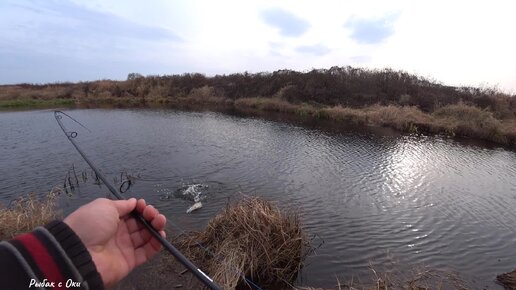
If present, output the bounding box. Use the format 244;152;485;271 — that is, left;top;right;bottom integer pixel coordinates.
1;67;515;148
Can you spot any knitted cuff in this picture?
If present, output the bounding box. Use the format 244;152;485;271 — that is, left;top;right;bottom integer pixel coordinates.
45;220;104;290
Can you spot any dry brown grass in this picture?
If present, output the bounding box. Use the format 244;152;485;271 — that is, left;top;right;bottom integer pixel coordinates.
235;97;299;114
320;105;433;132
366;105;434;132
320;106;368;124
174;196;309;290
0;191;61;240
433;103;507;143
319;103;515;146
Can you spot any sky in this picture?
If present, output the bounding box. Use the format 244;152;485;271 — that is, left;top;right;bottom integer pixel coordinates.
1;0;515;92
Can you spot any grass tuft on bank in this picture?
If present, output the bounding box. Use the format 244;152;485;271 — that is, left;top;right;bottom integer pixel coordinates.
432;103;507;141
174;196;309;290
0;191;61;240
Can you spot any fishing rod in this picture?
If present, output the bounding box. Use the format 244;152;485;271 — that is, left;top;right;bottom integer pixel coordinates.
53;110;223;290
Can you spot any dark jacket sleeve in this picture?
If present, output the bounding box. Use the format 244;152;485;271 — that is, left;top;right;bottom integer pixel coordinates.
0;220;104;290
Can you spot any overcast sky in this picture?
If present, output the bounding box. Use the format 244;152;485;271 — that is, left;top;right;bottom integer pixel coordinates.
1;0;515;92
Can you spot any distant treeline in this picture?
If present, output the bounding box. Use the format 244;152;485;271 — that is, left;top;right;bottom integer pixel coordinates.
2;66;515;117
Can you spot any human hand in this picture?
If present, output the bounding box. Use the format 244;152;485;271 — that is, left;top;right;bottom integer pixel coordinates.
63;198;166;288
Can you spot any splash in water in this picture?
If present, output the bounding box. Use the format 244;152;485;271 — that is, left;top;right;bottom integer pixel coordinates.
159;183;208;213
175;183;208;202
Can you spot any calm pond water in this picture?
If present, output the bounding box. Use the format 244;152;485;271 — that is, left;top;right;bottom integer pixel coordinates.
1;109;515;288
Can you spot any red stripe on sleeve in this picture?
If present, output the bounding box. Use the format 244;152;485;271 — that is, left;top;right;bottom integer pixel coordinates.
16;233;66;290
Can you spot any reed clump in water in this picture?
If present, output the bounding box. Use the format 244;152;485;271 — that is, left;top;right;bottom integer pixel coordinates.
175;196;310;290
0;191;61;240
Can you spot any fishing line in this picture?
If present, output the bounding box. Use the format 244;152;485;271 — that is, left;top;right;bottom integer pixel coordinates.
54;111;224;290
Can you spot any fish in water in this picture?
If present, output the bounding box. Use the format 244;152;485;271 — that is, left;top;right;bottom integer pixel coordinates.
186;201;203;213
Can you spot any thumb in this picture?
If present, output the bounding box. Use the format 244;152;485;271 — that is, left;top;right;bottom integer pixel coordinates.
113;198;137;217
